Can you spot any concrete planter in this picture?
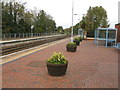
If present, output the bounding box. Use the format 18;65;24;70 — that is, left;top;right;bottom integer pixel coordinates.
73;40;80;46
46;61;68;76
66;46;77;52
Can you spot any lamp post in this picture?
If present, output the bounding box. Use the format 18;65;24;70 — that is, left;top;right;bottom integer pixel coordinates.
74;14;85;29
71;0;74;42
31;25;34;37
74;14;86;38
74;14;81;29
74;14;81;37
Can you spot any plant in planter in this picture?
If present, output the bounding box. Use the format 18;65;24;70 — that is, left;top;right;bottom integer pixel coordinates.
46;52;68;76
66;42;77;52
73;37;80;45
79;36;83;42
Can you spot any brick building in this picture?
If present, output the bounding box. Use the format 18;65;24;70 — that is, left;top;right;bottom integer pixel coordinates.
118;1;120;23
115;23;120;42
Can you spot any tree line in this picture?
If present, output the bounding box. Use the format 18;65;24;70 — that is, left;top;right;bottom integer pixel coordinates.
2;1;59;34
2;1;109;37
64;6;109;37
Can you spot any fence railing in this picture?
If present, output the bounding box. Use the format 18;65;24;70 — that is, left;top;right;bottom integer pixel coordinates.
2;33;60;40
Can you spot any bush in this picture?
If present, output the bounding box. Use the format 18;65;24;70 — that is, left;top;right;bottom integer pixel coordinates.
66;42;77;47
79;36;83;41
74;37;81;42
47;52;68;64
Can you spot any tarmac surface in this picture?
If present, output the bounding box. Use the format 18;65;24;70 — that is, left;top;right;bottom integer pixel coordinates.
2;38;118;88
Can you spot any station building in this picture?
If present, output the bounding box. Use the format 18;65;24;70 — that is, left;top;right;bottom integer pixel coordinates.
116;1;120;42
115;23;120;42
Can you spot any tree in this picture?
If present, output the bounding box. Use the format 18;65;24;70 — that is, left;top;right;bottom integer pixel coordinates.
64;6;109;37
2;1;57;34
2;1;33;33
2;2;14;33
80;6;109;37
45;15;56;33
56;26;64;34
33;10;56;33
64;28;71;35
20;11;33;33
80;16;86;30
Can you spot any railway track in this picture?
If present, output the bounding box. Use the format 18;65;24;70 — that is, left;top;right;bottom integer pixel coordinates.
1;35;68;56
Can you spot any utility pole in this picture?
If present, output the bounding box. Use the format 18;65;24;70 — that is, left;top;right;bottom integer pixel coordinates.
71;0;74;42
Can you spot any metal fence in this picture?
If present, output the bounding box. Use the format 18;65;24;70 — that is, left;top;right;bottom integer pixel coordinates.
2;33;59;40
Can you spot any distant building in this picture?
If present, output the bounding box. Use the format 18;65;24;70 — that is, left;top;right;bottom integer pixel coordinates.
115;23;120;42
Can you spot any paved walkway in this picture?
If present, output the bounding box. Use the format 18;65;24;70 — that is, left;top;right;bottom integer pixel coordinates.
2;39;118;88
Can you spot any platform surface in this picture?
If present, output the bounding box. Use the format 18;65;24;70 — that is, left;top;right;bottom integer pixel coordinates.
2;39;118;88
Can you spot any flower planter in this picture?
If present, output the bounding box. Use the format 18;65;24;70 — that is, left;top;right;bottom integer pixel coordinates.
80;39;82;42
66;46;77;52
46;61;68;76
73;40;80;46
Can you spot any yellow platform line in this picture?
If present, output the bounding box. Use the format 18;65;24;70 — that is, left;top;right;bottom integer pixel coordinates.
1;38;69;65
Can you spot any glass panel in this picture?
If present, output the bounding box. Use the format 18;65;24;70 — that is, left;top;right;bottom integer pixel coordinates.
108;30;116;39
99;30;106;39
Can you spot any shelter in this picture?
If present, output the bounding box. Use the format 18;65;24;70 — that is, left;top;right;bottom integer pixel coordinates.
94;28;117;47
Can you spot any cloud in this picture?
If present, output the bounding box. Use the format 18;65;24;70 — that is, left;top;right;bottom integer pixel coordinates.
24;0;119;28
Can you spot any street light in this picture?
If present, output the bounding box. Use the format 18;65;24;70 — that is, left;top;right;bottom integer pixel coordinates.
31;25;34;37
74;14;81;29
74;14;85;28
71;0;74;42
71;0;85;42
74;14;85;38
74;14;82;37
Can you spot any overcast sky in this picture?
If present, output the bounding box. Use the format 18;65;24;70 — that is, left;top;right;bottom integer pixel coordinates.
24;0;120;29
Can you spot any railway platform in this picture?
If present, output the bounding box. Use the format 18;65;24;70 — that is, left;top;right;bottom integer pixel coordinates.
2;38;118;88
1;34;65;44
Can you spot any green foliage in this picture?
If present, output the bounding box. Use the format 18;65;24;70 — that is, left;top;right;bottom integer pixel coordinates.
64;6;109;37
33;10;56;33
2;1;56;34
81;6;109;37
56;26;64;34
2;1;33;33
66;42;77;47
74;36;82;42
64;28;71;35
80;16;86;30
74;37;80;42
79;36;83;41
47;52;68;64
73;23;79;35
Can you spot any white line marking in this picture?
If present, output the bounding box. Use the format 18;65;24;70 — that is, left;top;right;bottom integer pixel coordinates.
0;38;68;58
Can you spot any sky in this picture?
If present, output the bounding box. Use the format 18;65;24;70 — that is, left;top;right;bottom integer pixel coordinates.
23;0;120;29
